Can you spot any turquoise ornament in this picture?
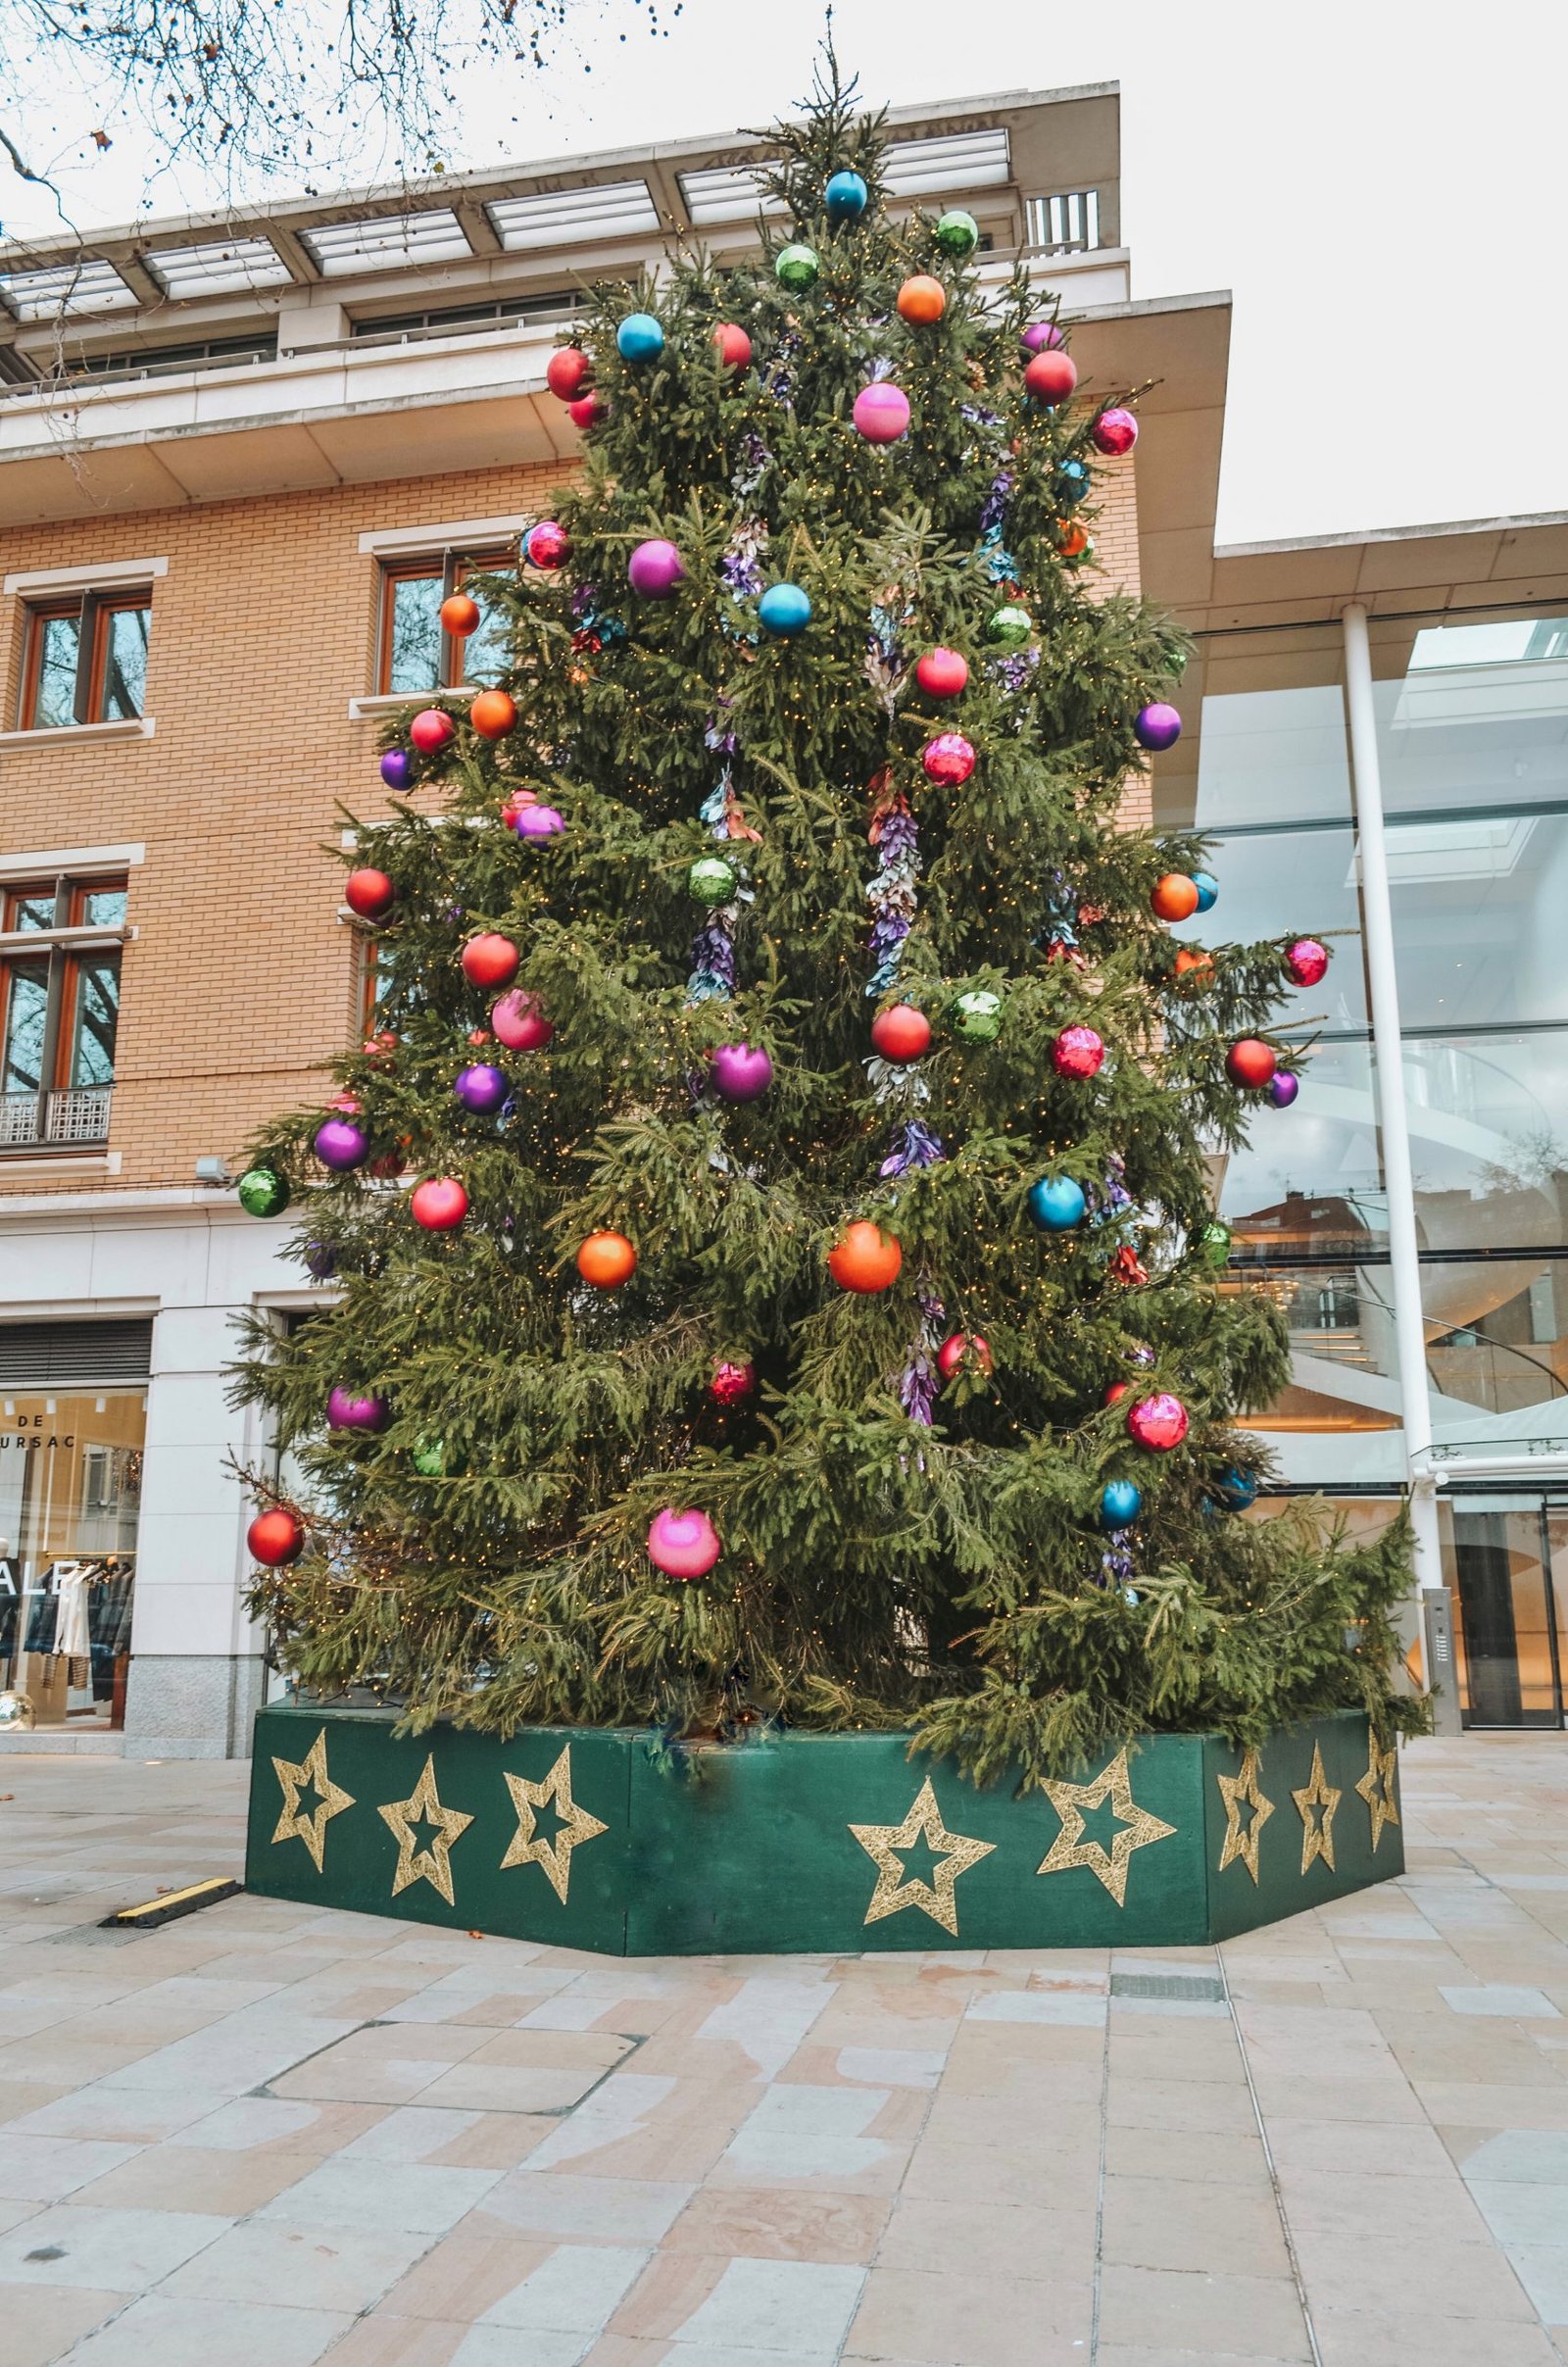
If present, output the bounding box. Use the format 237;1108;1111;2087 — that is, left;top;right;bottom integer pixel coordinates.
1192;871;1218;913
759;582;811;638
1213;1466;1258;1512
1056;460;1091;508
1027;1175;1087;1232
1100;1480;1144;1529
616;312;664;363
824;171;868;222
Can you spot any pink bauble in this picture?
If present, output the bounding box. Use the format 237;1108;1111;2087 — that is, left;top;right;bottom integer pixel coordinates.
525;519;570;569
1127;1392;1189;1453
710;1043;773;1102
410;708;456;756
648;1506;722;1580
916;647;968;700
491;990;554;1051
1091;406;1138;457
922;733;975;787
853;382;910;443
516;805;565;841
567;392;608;429
1052;1025;1105;1080
326;1386;388;1434
710;1358;757;1405
1285;938;1329;988
1024;350;1078;405
411;1177;468;1232
1021;321;1065;355
628;538;685;599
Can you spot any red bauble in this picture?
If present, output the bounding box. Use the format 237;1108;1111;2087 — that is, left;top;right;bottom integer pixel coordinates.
937;1332;992;1381
546;346;593;400
915;647;969;700
1052;1025;1104;1080
439;593;480;637
247;1506;305;1566
577;1230;637;1289
710;1358;757;1405
713;322;753;370
1127;1392;1189;1452
1226;1038;1278;1089
828;1221;903;1294
344;867;395;921
1024;350;1078;405
525;520;571;570
411;1177;468;1232
1103;1380;1132;1407
1151;874;1200;922
568;392;608;429
462;933;520;989
1090;406;1139;457
870;1004;932;1064
1286;938;1329;987
410;708;456;756
922;733;976;787
469;689;517;741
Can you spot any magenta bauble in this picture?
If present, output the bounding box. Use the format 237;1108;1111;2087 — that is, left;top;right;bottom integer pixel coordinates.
515;805;565;840
1127;1392;1190;1453
1052;1025;1105;1080
1091;406;1138;456
647;1507;722;1580
567;391;608;429
1021;321;1065;355
1285;938;1329;988
915;647;969;700
710;1043;773;1102
410;1177;468;1231
628;538;685;599
853;382;910;443
314;1116;368;1170
409;708;456;756
922;733;975;787
1268;1071;1300;1108
1226;1038;1278;1090
491;990;555;1051
710;1359;757;1405
326;1386;388;1433
524;519;570;569
1024;350;1078;405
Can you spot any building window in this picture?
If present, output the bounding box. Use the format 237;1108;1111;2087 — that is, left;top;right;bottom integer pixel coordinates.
377;548;513;696
1025;190;1101;253
0;876;125;1151
350;293;578;343
20;591;151;729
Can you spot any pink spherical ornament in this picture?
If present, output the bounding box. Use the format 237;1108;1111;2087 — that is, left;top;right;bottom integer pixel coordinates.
922;733;975;787
567;392;608;429
1021;321;1065;355
713;322;753;370
937;1332;993;1381
710;1043;773;1102
628;538;685;600
916;647;968;700
326;1386;388;1434
1024;350;1078;405
516;804;565;841
1127;1392;1190;1453
410;1177;468;1232
710;1359;757;1405
853;382;910;443
647;1507;722;1581
1285;938;1329;988
1053;1025;1105;1081
491;990;554;1051
525;519;570;569
410;708;456;756
1091;406;1138;457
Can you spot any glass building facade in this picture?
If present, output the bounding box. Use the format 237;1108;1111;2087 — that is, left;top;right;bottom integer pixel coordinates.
1164;606;1568;1724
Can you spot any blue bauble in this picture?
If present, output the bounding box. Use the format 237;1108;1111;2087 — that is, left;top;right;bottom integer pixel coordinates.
824;170;868;222
1027;1175;1087;1232
1214;1466;1258;1512
1192;870;1219;913
1100;1479;1144;1529
759;581;812;638
615;312;664;364
1056;460;1090;508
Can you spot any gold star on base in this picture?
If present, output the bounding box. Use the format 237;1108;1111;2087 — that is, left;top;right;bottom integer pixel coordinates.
501;1745;608;1904
271;1727;355;1874
377;1753;473;1907
1292;1740;1341;1875
1037;1748;1177;1906
849;1775;996;1938
1355;1732;1400;1853
1216;1748;1275;1886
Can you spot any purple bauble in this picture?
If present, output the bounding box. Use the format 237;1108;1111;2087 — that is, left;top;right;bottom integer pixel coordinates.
380;748;414;792
515;805;565;840
326;1386;389;1433
710;1043;773;1102
1268;1072;1300;1109
314;1117;369;1171
1134;702;1183;753
1021;321;1065;355
455;1062;509;1114
628;538;685;600
304;1240;338;1281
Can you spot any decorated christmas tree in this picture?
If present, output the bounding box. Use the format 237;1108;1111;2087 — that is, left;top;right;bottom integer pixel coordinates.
235;63;1421;1784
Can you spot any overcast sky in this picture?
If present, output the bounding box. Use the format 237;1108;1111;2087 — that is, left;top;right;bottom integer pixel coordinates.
6;0;1564;548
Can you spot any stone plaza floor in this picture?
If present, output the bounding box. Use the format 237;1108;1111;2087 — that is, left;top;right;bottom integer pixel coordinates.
0;1734;1565;2367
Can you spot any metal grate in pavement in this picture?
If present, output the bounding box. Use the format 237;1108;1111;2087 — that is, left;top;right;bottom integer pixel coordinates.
1109;1971;1227;2003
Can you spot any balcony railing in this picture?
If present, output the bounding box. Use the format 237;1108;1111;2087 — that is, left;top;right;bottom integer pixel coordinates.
0;1087;113;1147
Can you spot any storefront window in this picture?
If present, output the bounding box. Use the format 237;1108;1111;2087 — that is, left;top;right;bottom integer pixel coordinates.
0;1389;143;1728
1404;1029;1568;1253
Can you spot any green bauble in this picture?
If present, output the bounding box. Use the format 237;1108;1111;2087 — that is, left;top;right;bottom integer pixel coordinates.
412;1439;446;1477
237;1166;289;1218
688;855;738;906
934;208;980;258
774;243;819;290
1200;1219;1233;1271
952;990;1003;1043
986;604;1033;648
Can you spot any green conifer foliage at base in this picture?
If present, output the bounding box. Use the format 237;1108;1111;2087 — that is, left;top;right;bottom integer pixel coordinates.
234;64;1426;1781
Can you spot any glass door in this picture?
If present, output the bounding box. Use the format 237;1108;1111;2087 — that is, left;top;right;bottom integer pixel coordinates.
1444;1496;1564;1728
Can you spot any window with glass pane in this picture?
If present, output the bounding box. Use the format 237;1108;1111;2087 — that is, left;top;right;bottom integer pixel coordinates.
1219;1034;1386;1251
1;960;48;1096
68;954;119;1088
30;612;80;729
1404;1028;1568;1254
1423;1257;1568;1436
1389;813;1568;1031
0;877;125;1151
1154;627;1354;833
1168;825;1367;1029
377;550;512;694
21;592;152;728
384;569;443;694
1367;611;1568;816
100;604;149;720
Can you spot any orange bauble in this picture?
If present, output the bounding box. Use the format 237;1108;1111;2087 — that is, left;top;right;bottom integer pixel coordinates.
440;593;480;637
576;1230;637;1289
827;1220;903;1295
897;273;946;324
1174;947;1215;986
1057;521;1090;558
1151;873;1200;922
469;689;516;741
